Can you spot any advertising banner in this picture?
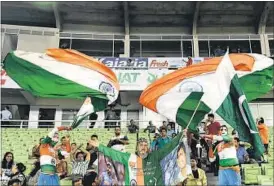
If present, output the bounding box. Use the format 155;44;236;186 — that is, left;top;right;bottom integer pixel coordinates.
97;57;148;69
1;69;173;90
148;57;210;69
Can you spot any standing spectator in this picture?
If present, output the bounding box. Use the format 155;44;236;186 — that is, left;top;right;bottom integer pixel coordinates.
89;113;98;129
0;106;12;127
31;138;44;159
7;163;27;186
234;137;249;165
1;152;15;177
186;158;207;186
105;106;119;129
150;133;160;152
206;114;221;136
206;113;221;175
159;121;168;132
256;117;269;154
202;125;241;186
167;124;175;138
86;135;99;168
127;119;139;133
156;127;171;149
107;127;129;152
38;126;71;186
144;121;156;133
71;148;90;184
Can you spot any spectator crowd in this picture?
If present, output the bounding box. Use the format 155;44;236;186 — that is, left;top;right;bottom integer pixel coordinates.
0;114;270;186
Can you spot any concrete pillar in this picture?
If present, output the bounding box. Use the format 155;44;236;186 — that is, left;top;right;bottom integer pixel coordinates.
54;108;62;127
260;34;267;55
193;35;199;57
28;106;39;128
124;34;130;57
120;106;128;130
264;34;271;57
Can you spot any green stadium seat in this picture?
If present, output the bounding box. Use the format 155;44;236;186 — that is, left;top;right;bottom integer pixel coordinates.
243;166;261;184
257;175;273;185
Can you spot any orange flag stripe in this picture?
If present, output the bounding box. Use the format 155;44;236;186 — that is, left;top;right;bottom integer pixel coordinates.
139;54;255;112
46;48;119;90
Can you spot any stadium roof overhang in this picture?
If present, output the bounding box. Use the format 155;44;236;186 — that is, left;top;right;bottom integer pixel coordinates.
1;1;273;35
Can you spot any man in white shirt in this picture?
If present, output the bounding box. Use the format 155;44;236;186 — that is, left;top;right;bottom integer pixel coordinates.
107;126;129;152
1;106;12;127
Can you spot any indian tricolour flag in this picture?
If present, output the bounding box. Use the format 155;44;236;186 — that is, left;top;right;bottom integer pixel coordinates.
140;53;272;156
3;49;120;128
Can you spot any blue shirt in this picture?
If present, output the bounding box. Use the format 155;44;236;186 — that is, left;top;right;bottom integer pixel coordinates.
167;130;175;138
157;137;171;149
236;146;248;164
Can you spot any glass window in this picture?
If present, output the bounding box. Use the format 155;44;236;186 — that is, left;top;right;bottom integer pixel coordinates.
250;40;261;54
130;41;141;57
71;39;113;57
209;40;251;57
59;39;71;49
62;109;79;126
114;40;124;57
269;40;274;56
142;41;181;57
182;41;193;57
199;41;209;57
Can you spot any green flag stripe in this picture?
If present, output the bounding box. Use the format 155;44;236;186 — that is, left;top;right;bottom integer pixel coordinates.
240;66;273;101
3;52;108;105
176;92;211;132
216;75;264;157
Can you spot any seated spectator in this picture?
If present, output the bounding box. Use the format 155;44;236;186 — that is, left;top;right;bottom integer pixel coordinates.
99;162;118;186
31;138;43;159
71;148;90;183
71;143;83;161
186;158;207;186
1;152;15;177
172;133;177;138
234;137;249;165
56;156;68;180
86;135;99;168
167;124;175;138
107;127;129;152
56;135;71;153
144;121;156;133
150;133;160;152
27;160;40;186
82;165;98;186
127;119;139;133
156;127;171;149
7;163;26;186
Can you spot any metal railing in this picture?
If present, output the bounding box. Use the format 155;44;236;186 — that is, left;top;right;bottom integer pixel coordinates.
0;119;165;129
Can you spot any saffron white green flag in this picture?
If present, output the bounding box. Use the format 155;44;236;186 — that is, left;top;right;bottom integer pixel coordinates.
3;49;120;128
140;54;273;133
202;52;264;157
